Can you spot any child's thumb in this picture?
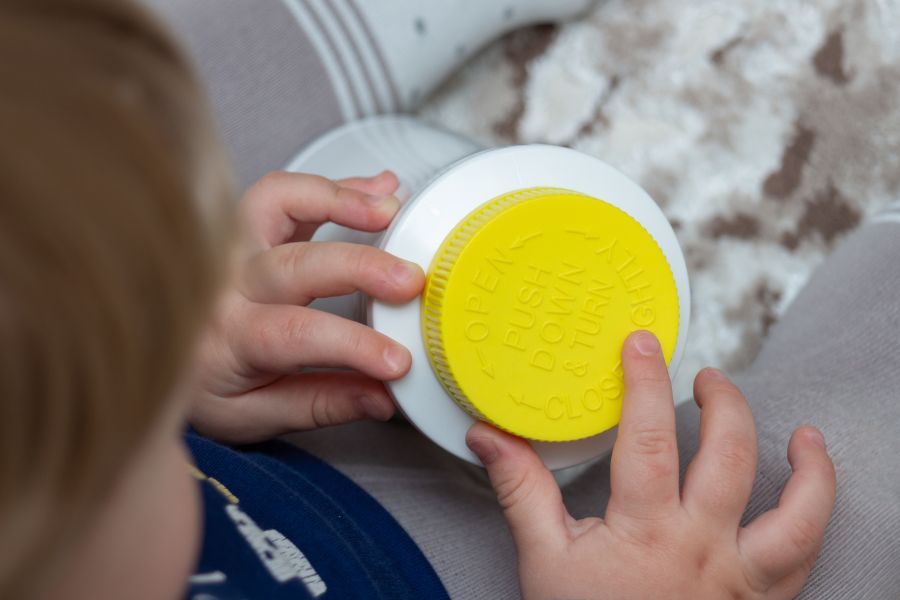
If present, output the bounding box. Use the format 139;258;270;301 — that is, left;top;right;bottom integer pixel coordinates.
466;422;569;554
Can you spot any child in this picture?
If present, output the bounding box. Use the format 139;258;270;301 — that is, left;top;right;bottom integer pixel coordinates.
10;1;897;598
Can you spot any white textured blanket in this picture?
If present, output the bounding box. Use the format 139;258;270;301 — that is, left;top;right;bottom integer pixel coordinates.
421;0;900;397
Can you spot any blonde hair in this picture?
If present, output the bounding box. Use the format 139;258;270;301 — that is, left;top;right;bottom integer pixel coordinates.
0;1;233;596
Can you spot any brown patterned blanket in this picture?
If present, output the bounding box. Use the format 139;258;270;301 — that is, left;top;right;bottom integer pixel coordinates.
420;0;900;397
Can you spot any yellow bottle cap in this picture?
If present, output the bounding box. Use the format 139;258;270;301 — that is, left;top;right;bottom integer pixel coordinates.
422;188;679;442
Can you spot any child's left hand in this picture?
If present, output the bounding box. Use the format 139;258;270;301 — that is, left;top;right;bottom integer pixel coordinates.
466;331;835;599
190;170;424;444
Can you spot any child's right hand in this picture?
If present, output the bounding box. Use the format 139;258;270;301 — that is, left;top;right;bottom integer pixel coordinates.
190;170;424;444
467;331;836;600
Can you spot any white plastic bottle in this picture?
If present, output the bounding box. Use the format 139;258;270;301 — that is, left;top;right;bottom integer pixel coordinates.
287;116;690;470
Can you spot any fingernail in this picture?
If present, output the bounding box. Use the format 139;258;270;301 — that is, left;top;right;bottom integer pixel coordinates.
359;395;394;421
383;345;408;375
703;367;727;381
373;196;401;219
806;427;827;450
467;437;499;465
631;330;660;356
366;193;399;207
390;260;420;285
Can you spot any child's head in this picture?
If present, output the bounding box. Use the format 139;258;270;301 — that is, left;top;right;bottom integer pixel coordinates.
0;0;233;597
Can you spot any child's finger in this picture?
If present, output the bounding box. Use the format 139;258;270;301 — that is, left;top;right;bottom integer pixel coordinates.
191;372;396;443
242;171;400;248
242;241;424;306
337;170;400;197
681;368;757;526
608;331;680;522
763;567;819;600
738;427;836;584
466;422;570;555
235;304;411;381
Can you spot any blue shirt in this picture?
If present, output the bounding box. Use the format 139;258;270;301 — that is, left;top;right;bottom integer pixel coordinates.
185;433;448;600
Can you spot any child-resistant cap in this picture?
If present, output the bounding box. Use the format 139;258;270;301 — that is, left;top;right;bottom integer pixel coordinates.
422;188;679;442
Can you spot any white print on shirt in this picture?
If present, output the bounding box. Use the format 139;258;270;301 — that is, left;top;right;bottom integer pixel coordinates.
225;504;328;598
189;571;227;585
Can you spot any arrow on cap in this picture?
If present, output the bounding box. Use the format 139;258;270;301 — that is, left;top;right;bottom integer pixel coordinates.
510;232;542;250
565;228;602;240
476;349;495;379
508;392;542;411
